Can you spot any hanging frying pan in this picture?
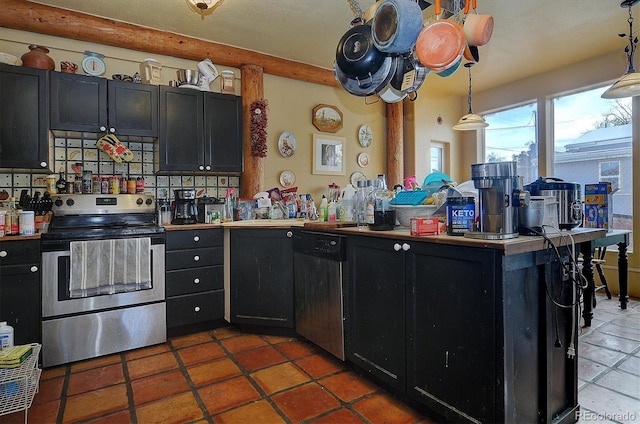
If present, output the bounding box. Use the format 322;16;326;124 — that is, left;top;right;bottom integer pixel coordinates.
463;0;494;47
372;0;424;54
377;56;411;103
415;0;466;73
334;55;397;97
335;23;387;80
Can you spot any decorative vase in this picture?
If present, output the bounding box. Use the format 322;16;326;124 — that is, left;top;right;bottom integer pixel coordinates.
21;45;55;70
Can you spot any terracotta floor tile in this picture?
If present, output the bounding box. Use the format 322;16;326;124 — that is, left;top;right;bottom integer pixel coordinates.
309;408;367;424
211;326;242;340
581;331;640;354
595;369;640;399
70;353;122;372
62;383;129;423
234;345;287;371
197;375;261;415
579;342;626;367
125;343;171;361
169;332;215;349
213;399;286;424
131;369;191;405
353;392;423;424
295;352;345;378
67;363;125;396
187;356;242;387
251;362;311;395
177;341;226;366
577;357;608;382
320;371;378;402
134;391;204;424
41;366;66;380
579;383;640;418
618;354;640;375
127;351;179;380
601;321;640;341
33;375;64;404
84;409;132;424
19;399;59;423
220;334;268;353
274;339;317;360
272;382;341;422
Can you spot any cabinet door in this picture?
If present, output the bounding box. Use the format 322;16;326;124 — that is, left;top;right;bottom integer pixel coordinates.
0;64;49;170
230;229;294;328
108;80;158;137
0;264;41;345
406;242;496;423
158;86;203;172
346;236;406;392
204;93;243;172
50;72;107;132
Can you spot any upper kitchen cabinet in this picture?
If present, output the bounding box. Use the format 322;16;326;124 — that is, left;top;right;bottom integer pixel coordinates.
0;64;50;171
50;72;158;137
158;86;243;173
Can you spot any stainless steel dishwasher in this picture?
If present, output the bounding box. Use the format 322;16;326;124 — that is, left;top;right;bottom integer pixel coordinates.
292;230;347;360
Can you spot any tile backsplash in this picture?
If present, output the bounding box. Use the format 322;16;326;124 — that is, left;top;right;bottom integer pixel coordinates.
0;136;239;200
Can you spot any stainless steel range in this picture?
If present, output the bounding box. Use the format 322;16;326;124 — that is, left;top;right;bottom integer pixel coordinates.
40;194;166;367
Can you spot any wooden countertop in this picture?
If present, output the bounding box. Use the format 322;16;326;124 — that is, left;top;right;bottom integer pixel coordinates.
0;233;41;241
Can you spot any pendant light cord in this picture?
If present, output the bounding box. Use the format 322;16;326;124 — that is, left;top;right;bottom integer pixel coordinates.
624;4;638;73
466;63;474;114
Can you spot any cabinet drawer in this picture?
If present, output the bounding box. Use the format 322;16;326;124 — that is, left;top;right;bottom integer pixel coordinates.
167;229;222;250
167;290;223;328
166;247;222;270
0;240;41;265
166;266;223;296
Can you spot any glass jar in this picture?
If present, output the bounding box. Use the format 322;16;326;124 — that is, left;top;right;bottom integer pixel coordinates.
367;176;396;231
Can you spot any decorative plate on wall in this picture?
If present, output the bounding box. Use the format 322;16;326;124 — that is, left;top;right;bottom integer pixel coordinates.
358;124;373;147
279;170;296;188
278;131;297;157
350;171;367;186
357;152;370;168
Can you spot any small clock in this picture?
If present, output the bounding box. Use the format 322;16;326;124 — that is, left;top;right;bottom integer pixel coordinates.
82;51;106;76
358;124;373;148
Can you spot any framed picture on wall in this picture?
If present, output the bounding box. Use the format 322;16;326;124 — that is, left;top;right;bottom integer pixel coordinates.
312;134;345;175
312;104;343;133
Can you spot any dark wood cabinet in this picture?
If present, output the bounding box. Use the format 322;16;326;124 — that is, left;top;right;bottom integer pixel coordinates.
159;86;242;173
230;228;294;328
0;239;41;344
165;229;224;336
50;72;158;137
346;236;406;392
0;64;50;171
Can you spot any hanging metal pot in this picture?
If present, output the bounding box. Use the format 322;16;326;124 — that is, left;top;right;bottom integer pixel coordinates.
371;0;424;54
415;0;466;73
463;0;494;47
335;23;387;80
334;55;397;97
377;56;410;103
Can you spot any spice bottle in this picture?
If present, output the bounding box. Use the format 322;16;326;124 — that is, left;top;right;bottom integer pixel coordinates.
136;177;145;194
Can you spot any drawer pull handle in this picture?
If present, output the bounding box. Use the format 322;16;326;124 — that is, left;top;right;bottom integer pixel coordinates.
194;278;200;284
30;266;38;273
402;243;411;251
193;255;200;262
194;306;201;312
193;236;200;242
393;243;401;251
0;251;6;258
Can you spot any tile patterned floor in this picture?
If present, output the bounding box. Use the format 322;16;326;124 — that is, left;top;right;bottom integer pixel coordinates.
2;292;638;424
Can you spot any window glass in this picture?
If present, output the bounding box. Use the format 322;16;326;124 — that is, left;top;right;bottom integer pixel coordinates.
430;144;443;173
483;102;538;184
553;86;632;232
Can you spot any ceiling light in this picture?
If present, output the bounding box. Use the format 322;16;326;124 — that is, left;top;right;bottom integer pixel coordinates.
453;62;488;131
602;0;640;99
186;0;224;18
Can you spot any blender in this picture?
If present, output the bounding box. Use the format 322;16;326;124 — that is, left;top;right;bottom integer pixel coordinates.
171;189;198;224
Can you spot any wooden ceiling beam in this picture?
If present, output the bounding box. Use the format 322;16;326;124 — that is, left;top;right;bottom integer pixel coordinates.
0;0;340;88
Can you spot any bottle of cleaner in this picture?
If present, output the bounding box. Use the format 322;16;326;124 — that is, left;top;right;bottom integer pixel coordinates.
0;321;14;350
319;195;328;222
340;184;356;221
328;201;337;221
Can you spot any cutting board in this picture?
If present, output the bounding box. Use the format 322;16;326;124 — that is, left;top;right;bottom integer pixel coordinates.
303;221;357;229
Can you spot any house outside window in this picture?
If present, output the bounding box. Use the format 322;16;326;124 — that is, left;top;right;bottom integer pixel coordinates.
599;161;620;191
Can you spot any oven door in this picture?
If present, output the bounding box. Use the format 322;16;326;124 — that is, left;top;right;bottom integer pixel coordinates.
42;236;165;318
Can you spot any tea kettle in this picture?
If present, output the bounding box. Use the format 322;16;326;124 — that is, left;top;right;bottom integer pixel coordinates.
197;59;219;91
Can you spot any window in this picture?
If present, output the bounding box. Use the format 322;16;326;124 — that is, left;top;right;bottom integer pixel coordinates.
599;161;620;191
483;102;538;184
430;143;444;173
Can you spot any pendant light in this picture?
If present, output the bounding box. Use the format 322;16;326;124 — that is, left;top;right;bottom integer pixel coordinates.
602;0;640;99
453;62;488;131
186;0;224;19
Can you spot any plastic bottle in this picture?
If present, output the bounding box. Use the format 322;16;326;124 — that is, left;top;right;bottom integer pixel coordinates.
340;184;356;221
319;195;328;222
5;197;18;236
328;201;337;221
0;321;14;350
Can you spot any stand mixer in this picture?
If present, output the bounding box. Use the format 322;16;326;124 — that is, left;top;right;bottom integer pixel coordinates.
177;58;219;91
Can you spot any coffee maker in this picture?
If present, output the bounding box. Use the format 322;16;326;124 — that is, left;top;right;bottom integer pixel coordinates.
171;189;198;225
465;161;529;240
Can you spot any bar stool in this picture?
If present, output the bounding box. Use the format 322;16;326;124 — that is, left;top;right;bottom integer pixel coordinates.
592;246;612;301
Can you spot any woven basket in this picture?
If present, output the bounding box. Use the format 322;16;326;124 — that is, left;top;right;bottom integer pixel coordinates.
392;205;436;227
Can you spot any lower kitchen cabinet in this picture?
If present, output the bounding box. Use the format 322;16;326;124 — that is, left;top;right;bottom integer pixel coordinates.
229;228;294;328
0;239;41;345
347;234;577;424
165;229;224;336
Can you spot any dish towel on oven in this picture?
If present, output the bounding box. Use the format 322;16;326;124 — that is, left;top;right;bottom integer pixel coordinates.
69;237;151;298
